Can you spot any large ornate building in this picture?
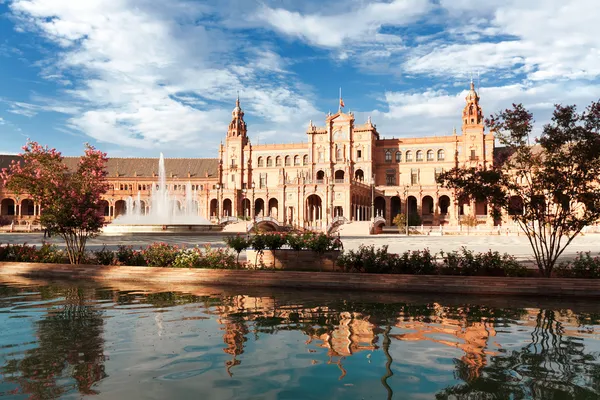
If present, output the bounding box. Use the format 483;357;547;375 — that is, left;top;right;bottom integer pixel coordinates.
0;82;496;231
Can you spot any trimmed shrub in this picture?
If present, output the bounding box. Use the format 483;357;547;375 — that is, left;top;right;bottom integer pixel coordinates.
37;243;68;264
392;249;438;275
556;252;600;278
263;233;287;250
224;235;251;265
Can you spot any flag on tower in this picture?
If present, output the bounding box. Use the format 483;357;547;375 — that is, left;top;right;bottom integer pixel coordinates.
339;87;345;109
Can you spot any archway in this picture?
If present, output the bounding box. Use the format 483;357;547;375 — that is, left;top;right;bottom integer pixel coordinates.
390;196;401;219
334;170;345;182
222;199;233;217
99;200;110;217
255;198;265;217
241;198;251;218
316;170;325;181
439;195;450;215
508;195;524;215
210;199;218;217
422;196;434;215
334;206;343;217
114;200;126;218
407;196;418;216
138;200;146;215
306;194;322;222
374;196;386;219
0;199;15;216
268;198;279;219
355;169;364;181
21;199;35;216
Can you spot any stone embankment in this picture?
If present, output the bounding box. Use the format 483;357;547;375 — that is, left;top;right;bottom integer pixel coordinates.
1;262;600;298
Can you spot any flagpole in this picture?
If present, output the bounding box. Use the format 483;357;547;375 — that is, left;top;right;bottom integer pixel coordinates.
339;87;342;112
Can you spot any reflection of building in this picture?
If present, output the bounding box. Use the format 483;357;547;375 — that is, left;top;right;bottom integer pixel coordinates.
0;83;497;230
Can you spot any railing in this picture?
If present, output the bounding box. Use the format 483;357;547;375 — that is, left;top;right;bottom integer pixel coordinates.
218;216;239;224
326;216;348;233
316;179;324;184
334;179;345;184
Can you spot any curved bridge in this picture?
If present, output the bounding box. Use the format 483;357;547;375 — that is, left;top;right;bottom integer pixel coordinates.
246;216;285;232
371;216;387;233
218;216;240;225
327;216;349;234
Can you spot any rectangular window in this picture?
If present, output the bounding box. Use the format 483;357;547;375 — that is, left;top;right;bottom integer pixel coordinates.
318;151;324;162
435;167;443;181
470;149;477;161
411;168;419;185
386;174;396;186
260;174;266;188
231;174;235;182
357;149;362;160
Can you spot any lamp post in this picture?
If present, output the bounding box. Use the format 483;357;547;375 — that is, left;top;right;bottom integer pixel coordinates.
242;188;247;219
216;183;221;221
371;173;375;222
251;181;256;223
404;185;409;236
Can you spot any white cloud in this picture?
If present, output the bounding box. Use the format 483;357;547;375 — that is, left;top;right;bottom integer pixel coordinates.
254;0;432;48
404;0;600;81
8;0;321;154
363;81;600;139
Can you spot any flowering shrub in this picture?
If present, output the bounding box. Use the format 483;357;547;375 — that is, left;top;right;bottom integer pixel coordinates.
199;245;238;269
36;243;68;264
172;248;204;268
93;246;115;266
263;233;287;250
115;245;146;266
142;243;179;267
556;252;600;278
0;244;39;262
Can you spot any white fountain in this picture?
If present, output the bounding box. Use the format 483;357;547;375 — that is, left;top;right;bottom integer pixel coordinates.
102;153;219;234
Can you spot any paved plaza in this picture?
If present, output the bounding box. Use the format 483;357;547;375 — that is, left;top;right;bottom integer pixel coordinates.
1;232;598;263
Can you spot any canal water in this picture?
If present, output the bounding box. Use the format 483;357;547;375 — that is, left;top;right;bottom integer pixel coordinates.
0;279;599;399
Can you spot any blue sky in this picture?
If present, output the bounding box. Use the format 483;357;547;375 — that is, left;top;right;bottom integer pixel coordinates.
0;0;599;157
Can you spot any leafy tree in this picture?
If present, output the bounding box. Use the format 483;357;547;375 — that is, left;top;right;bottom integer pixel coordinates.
437;102;600;277
460;214;479;234
1;141;109;264
392;213;407;233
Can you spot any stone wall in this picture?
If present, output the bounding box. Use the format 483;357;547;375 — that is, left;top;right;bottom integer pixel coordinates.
245;249;340;271
2;262;600;297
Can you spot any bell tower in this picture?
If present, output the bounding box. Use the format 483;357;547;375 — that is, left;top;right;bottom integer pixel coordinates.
461;80;487;166
224;95;248;189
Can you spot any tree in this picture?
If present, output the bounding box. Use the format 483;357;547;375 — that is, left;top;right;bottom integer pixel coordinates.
392;213;407;233
1;141;109;264
437;102;600;277
460;214;478;234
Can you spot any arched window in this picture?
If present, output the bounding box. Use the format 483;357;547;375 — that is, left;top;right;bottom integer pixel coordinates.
427;150;434;161
285;156;291;166
266;156;272;167
294;155;300;166
385;150;392;162
303;154;309;165
437;149;445;161
257;157;264;167
395;151;401;162
276;156;282;166
416;150;423;162
336;147;343;161
405;151;413;162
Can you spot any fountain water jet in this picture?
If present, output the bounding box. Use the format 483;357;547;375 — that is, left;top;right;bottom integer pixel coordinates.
103;153;220;234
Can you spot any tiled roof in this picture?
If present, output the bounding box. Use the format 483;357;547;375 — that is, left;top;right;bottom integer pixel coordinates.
0;155;219;179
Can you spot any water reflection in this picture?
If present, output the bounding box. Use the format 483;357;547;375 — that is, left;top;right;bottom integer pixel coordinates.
0;280;599;399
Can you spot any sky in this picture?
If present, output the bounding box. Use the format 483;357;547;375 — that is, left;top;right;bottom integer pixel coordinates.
0;0;599;158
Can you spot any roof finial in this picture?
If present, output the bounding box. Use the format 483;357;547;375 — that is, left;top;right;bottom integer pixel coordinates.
236;90;240;107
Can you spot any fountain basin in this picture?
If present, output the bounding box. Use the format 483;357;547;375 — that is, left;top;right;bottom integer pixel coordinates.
102;224;223;235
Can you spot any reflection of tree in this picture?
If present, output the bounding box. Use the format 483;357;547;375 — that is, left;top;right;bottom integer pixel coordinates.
436;309;600;399
3;286;107;399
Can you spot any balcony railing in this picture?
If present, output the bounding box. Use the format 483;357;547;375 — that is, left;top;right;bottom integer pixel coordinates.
334;179;345;184
470;156;479;161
